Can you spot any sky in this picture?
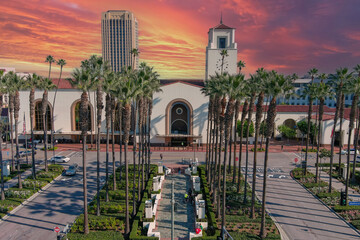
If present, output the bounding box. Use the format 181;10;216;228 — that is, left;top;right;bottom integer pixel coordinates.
1;0;360;79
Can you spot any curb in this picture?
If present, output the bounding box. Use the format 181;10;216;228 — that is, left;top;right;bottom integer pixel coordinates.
290;171;360;237
0;173;63;224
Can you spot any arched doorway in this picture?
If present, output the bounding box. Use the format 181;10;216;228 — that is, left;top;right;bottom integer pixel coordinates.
165;99;193;146
33;100;52;131
71;100;94;142
284;119;296;129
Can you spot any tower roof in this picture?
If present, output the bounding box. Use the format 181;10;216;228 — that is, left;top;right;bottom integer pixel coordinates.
213;23;234;29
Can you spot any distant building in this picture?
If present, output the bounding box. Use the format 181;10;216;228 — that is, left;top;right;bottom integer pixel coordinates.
205;17;237;80
101;10;139;72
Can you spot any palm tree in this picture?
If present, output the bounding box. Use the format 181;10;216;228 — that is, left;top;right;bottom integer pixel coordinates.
314;74;333;182
68;67;98;235
344;75;360;205
237;99;248;192
221;73;244;236
301;84;316;175
110;74;139;235
82;55;110;216
220;50;229;74
244;76;257;204
251;68;268;218
309;68;319;148
237;60;245;73
0;70;5;200
302;68;318;175
3;72;25;188
328;68;353;192
352;64;360;183
45;55;55;79
338;93;345;169
130;48;140;70
38;78;56;172
260;72;294;238
26;73;42;179
51;59;66;154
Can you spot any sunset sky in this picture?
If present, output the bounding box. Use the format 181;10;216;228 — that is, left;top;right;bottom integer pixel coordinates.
1;0;360;79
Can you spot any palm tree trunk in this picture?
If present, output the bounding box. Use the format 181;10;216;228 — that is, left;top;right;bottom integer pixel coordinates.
42;90;49;172
82;133;89;234
315;98;324;183
251;92;264;218
216;115;224;217
119;105;123;182
105;94;111;202
14;92;22;189
207;112;213;181
137;100;142;202
9;96;15;171
111;97;116;190
96;86;103;216
232;101;240;183
345;95;358;205
304;99;313;175
329;84;342;193
0;131;4;200
227;124;233;173
351;107;360;183
29;88;36;180
205;98;211;175
338;94;345;171
132;102;137;217
80;91;89;235
244;95;255;204
123;102;131;235
51;67;63;157
260;97;277;239
237;99;248;193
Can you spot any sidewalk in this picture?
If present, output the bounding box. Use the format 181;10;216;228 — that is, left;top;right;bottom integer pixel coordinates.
308;167;360;202
156;173;195;240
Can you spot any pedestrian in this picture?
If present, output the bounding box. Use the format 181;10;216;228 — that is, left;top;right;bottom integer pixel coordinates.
160;153;163;160
184;193;189;203
281;144;284;150
174;202;178;212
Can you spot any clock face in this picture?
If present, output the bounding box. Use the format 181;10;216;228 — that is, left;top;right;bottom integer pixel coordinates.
216;59;229;72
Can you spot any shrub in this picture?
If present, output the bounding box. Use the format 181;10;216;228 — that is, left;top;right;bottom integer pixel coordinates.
333;205;360;212
67;231;124;240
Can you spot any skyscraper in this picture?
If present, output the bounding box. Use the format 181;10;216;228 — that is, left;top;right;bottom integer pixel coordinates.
101;10;138;72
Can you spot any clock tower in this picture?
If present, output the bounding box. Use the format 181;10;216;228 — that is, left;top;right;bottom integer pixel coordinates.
205;17;237;80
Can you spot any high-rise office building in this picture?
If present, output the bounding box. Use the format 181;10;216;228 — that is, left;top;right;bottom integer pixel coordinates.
101;10;138;72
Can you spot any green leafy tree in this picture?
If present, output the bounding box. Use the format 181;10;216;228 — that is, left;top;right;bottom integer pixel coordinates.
277;124;296;139
237;120;254;137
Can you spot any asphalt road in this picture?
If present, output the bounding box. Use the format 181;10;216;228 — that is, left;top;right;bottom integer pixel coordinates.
0;148;359;239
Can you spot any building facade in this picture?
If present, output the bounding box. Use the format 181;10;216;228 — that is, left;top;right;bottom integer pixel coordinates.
205;19;237;80
101;10;139;72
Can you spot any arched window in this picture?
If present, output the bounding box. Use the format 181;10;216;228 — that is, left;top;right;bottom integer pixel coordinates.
34;101;52;131
73;101;92;131
170;103;189;134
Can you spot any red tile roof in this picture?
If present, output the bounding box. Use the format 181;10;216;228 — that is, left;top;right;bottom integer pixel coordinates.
214;23;233;29
51;78;73;89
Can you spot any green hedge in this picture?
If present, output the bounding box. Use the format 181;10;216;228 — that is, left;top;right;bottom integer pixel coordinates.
67;231;124;240
333;205;360;212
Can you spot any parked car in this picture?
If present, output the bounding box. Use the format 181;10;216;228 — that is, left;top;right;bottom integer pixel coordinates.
65;163;78;176
50;155;70;163
15;150;36;158
340;149;359;155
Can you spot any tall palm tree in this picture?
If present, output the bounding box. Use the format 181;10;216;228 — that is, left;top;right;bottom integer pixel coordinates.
82;55;110;216
314;74;333;182
3;72;25;188
221;73;244;236
352;64;360;183
68;67;98;235
251;68;268;218
260;72;294;238
110;74;139;235
237;60;245;73
303;68;318;175
301;84;317;174
45;55;55;79
220;49;229;74
51;59;66;153
38;78;56;172
328;68;353;192
0;70;5;200
130;48;140;70
244;76;257;204
26;73;42;179
237;99;248;192
338;93;345;169
309;68;319;148
344;75;360;205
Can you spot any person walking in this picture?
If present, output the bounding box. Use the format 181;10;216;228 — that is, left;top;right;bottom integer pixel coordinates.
160;153;163;160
